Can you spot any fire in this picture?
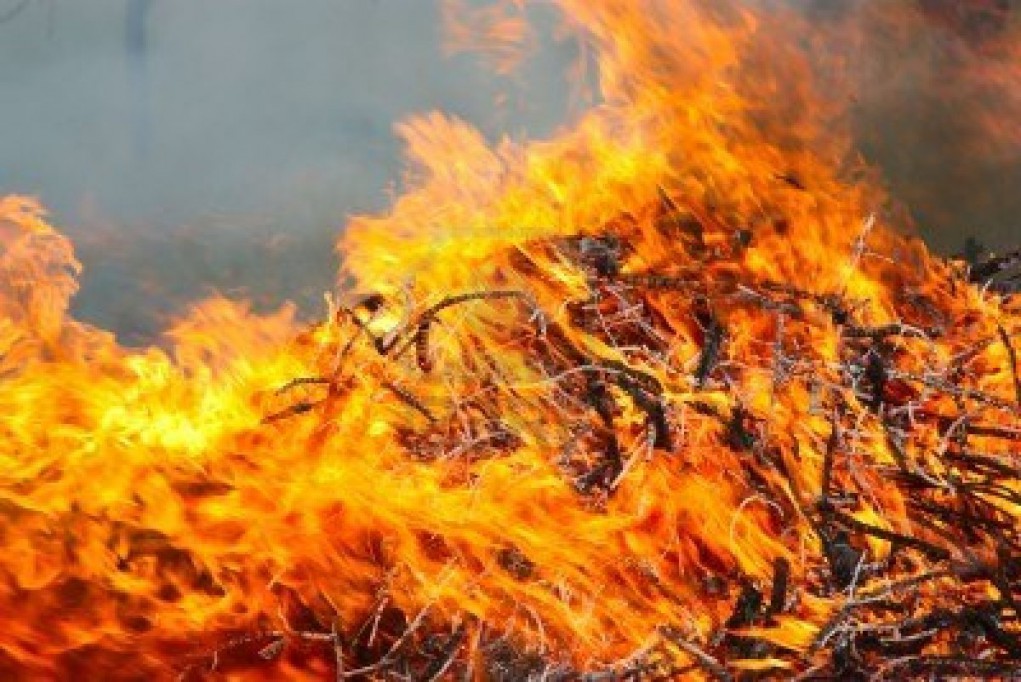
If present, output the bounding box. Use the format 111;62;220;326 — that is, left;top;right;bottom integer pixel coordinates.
2;1;1020;679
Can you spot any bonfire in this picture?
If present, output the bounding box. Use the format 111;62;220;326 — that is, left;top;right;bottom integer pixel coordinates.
1;1;1020;680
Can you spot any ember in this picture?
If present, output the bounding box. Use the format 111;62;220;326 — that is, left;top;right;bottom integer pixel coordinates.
1;1;1020;680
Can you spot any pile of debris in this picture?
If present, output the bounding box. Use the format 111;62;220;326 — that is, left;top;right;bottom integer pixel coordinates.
250;194;1021;680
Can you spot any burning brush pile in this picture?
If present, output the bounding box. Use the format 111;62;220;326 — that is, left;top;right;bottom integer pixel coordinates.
2;1;1021;680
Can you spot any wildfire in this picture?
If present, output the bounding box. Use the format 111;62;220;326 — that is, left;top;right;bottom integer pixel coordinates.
1;1;1020;680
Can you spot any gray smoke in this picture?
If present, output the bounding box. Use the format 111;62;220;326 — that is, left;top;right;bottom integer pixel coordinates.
0;0;574;342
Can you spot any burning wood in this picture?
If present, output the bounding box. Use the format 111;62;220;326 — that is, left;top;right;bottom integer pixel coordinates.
1;1;1021;680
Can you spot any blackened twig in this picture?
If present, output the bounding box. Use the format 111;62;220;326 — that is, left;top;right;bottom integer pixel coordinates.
381;381;436;422
275;377;331;394
914;411;1021;441
415;317;434;372
775;172;806;191
658;627;732;682
422;625;466;682
998;323;1021;408
944;450;1020;478
810;569;954;654
969;247;1021;283
262;399;323;424
830;510;951;561
820;408;840;502
878;654;1021;679
841;322;934;340
768;557;790;618
695;309;725;387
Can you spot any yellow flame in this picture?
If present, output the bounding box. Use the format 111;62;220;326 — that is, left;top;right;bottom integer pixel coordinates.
0;1;1019;679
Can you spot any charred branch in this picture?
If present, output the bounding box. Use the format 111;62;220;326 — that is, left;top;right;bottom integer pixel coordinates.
694;305;725;387
658;627;732;682
768;556;790;618
969;247;1021;285
998;323;1021;408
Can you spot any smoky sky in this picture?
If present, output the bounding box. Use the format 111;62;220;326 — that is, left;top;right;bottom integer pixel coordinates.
0;1;574;219
0;1;1018;342
0;0;575;341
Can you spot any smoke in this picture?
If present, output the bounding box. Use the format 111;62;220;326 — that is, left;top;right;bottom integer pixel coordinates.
794;0;1021;255
0;0;1018;341
0;0;576;342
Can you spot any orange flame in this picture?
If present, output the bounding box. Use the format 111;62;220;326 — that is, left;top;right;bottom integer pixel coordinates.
442;0;535;76
1;1;1020;679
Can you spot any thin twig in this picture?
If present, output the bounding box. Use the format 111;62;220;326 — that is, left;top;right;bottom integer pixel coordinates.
658;626;732;682
998;323;1021;408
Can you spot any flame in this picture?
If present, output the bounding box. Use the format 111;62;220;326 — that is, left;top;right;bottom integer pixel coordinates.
2;1;1021;679
441;0;535;76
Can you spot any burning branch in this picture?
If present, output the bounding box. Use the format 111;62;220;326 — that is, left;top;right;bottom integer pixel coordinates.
7;1;1021;678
